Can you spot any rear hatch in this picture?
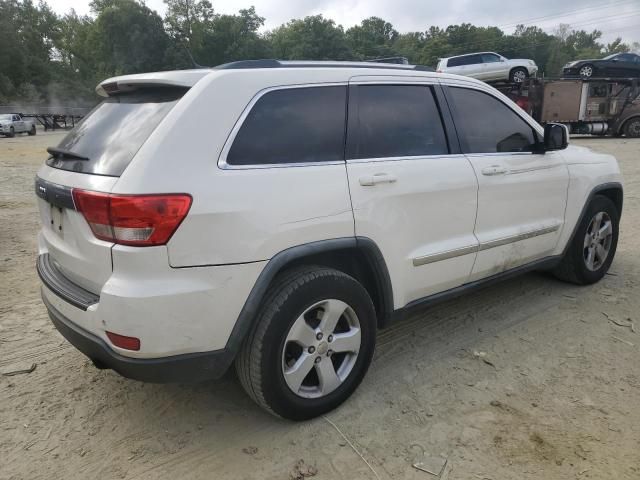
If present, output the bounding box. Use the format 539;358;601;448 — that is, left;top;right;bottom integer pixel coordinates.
36;88;186;295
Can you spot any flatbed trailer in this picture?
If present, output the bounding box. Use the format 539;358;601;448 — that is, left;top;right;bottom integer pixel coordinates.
491;77;640;137
0;106;90;131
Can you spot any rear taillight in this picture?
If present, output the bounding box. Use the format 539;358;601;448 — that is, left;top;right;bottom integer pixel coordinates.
72;189;192;246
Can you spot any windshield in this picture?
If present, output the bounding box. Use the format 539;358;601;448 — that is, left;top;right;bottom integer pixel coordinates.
602;54;619;60
46;88;186;176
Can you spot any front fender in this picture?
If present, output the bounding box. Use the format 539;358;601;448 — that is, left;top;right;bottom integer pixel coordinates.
553;146;623;256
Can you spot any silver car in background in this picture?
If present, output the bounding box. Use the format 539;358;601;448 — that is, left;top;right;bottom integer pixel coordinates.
0;113;36;137
437;52;538;83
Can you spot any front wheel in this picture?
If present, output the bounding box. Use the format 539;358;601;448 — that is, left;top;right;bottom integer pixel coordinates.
236;266;377;420
510;67;529;83
579;64;595;78
8;127;15;138
624;118;640;138
553;195;619;285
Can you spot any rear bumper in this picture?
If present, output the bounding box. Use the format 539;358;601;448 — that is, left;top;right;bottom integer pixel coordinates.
42;292;233;382
36;248;266;382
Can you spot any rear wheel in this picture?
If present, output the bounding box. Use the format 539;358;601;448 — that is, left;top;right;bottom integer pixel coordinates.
236;266;376;420
510;67;528;83
28;125;36;136
553;195;619;285
624;117;640;138
579;64;595;78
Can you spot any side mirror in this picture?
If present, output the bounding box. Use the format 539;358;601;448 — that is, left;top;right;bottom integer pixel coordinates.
542;123;569;152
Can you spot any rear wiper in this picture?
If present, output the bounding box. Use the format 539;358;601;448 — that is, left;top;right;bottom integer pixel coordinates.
47;147;89;161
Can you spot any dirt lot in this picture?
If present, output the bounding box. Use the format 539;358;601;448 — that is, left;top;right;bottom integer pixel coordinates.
1;132;639;480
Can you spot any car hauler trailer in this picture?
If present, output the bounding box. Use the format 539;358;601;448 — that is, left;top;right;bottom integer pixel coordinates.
494;77;640;138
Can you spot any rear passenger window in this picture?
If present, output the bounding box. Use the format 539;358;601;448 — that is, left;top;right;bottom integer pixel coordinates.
347;85;448;159
447;87;536;153
227;86;346;166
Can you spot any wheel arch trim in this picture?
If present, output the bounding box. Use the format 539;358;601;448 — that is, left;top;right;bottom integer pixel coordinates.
224;237;394;357
562;182;623;257
618;114;640;135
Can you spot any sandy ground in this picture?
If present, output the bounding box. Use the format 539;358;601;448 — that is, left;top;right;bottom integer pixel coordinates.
1;131;639;480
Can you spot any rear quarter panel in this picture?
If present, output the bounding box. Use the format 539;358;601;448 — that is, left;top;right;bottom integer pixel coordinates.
113;69;356;267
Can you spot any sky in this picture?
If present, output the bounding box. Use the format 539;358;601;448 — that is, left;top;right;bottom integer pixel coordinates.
47;0;640;46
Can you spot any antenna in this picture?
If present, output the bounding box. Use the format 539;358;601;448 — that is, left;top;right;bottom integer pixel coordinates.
184;47;207;69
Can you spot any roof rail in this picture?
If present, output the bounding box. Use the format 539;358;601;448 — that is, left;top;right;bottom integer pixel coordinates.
216;59;282;69
214;59;434;72
367;56;410;65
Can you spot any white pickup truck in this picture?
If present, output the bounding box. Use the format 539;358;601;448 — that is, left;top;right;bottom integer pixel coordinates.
0;114;36;137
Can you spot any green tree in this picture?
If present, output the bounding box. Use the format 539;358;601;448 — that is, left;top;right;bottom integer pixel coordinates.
88;0;171;76
197;7;270;66
603;38;629;55
418;27;451;66
392;32;425;63
346;17;398;59
269;15;352;60
0;0;59;103
164;0;214;46
2;0;639;106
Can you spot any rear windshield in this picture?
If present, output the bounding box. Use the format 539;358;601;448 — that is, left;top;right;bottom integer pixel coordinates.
46;88;186;177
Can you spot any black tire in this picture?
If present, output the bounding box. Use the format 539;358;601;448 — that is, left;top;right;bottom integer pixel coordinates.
579;63;595;78
28;125;36;136
236;266;377;420
624;117;640;138
8;127;15;138
553;195;619;285
509;67;529;83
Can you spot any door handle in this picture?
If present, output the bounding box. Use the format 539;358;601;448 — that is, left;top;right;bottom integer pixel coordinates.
481;165;507;176
359;173;397;186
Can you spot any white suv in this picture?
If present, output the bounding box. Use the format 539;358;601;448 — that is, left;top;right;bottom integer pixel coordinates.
437;52;538;83
36;60;622;420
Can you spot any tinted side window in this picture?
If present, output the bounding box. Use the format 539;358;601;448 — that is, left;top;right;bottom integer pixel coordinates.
449;55;476;67
348;85;448;159
227;86;346;165
467;55;483;65
447;87;536;153
481;53;501;63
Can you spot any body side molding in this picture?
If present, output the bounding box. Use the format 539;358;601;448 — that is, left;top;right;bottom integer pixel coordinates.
412;223;561;267
394;255;562;322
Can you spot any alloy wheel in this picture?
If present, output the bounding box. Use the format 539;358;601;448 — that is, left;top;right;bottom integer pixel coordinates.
513;70;527;83
281;299;361;399
583;211;613;271
579;65;593;78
